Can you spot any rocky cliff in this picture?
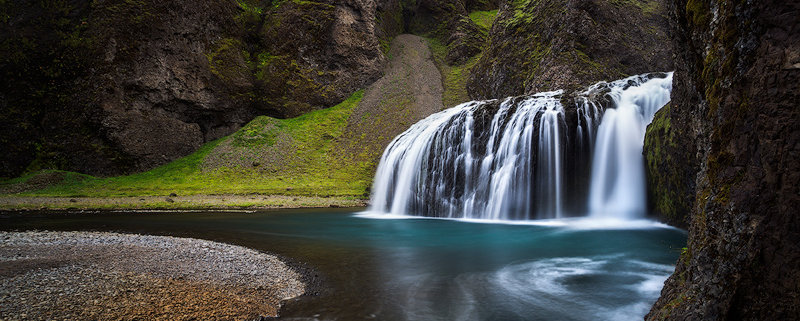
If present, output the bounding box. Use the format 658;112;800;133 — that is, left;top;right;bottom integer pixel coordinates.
646;0;799;319
405;0;493;64
467;0;673;99
1;0;674;179
0;0;390;177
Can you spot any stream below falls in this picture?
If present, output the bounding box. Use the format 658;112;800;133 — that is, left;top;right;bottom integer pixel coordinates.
2;209;686;320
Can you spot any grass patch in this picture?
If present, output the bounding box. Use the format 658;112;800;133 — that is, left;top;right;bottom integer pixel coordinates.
0;195;366;210
2;91;371;198
469;10;498;31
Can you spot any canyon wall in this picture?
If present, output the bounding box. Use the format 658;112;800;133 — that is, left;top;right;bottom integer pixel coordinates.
646;0;799;319
0;0;391;177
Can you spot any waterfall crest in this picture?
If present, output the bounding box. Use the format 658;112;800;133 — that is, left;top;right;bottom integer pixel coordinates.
369;73;673;220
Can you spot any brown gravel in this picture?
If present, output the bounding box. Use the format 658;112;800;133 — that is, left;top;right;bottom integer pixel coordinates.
0;231;306;320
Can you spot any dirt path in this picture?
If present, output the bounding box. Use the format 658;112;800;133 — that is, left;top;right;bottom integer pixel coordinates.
335;34;444;167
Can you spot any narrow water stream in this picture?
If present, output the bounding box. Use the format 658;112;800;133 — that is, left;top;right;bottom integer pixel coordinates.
1;209;685;320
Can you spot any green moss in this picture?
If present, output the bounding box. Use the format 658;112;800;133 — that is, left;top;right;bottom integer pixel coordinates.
685;0;710;26
505;0;536;28
469;10;498;31
520;39;553;89
236;0;263;14
505;0;562;29
0;170;92;193
425;37;483;107
380;39;391;56
4;91;368;198
231;118;281;147
0;0;116;177
657;293;694;319
206;38;249;83
569;48;624;81
643;104;693;225
700;1;749;205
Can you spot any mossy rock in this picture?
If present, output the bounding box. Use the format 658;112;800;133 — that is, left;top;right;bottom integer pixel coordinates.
643;104;694;228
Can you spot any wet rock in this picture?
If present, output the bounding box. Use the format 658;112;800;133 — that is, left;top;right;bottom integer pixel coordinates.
646;0;800;319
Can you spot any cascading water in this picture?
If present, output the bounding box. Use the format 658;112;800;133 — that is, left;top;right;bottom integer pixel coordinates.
369;72;673;220
589;74;673;218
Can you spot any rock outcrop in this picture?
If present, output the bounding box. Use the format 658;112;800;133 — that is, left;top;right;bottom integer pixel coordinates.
643;104;697;228
466;0;673;99
0;0;390;177
646;0;800;319
404;0;496;64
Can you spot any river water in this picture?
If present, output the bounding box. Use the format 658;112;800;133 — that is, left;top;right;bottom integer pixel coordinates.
1;208;685;320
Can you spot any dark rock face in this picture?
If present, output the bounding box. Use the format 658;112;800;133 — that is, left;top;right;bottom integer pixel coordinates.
0;0;390;177
643;105;696;228
406;0;491;63
647;0;800;319
90;1;248;174
467;0;673;99
256;0;387;117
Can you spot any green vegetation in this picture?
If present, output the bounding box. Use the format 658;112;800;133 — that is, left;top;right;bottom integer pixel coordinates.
685;0;711;26
1;91;371;199
206;38;249;83
426;37;482;107
505;0;550;28
644;105;681;220
0;194;364;210
642;103;696;228
469;10;498;31
236;0;263;14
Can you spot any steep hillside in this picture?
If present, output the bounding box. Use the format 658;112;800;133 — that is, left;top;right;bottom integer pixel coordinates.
0;34;444;208
467;0;673;99
646;0;800;319
0;0;390;178
334;34;445;179
2;0;671;181
0;92;366;199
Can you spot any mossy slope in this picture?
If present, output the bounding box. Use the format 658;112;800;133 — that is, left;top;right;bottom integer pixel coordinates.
0;0;389;179
0;91;369;198
1;33;446;201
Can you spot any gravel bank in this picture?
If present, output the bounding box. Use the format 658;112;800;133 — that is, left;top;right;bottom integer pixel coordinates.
0;231;306;320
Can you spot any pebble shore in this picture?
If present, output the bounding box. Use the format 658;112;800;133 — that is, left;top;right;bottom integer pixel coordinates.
0;231;306;320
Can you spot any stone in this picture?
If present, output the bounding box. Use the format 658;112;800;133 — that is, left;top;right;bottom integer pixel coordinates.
646;0;800;319
467;0;673;99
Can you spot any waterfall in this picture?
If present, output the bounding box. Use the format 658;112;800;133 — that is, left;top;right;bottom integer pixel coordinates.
369;72;673;220
588;74;673;218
